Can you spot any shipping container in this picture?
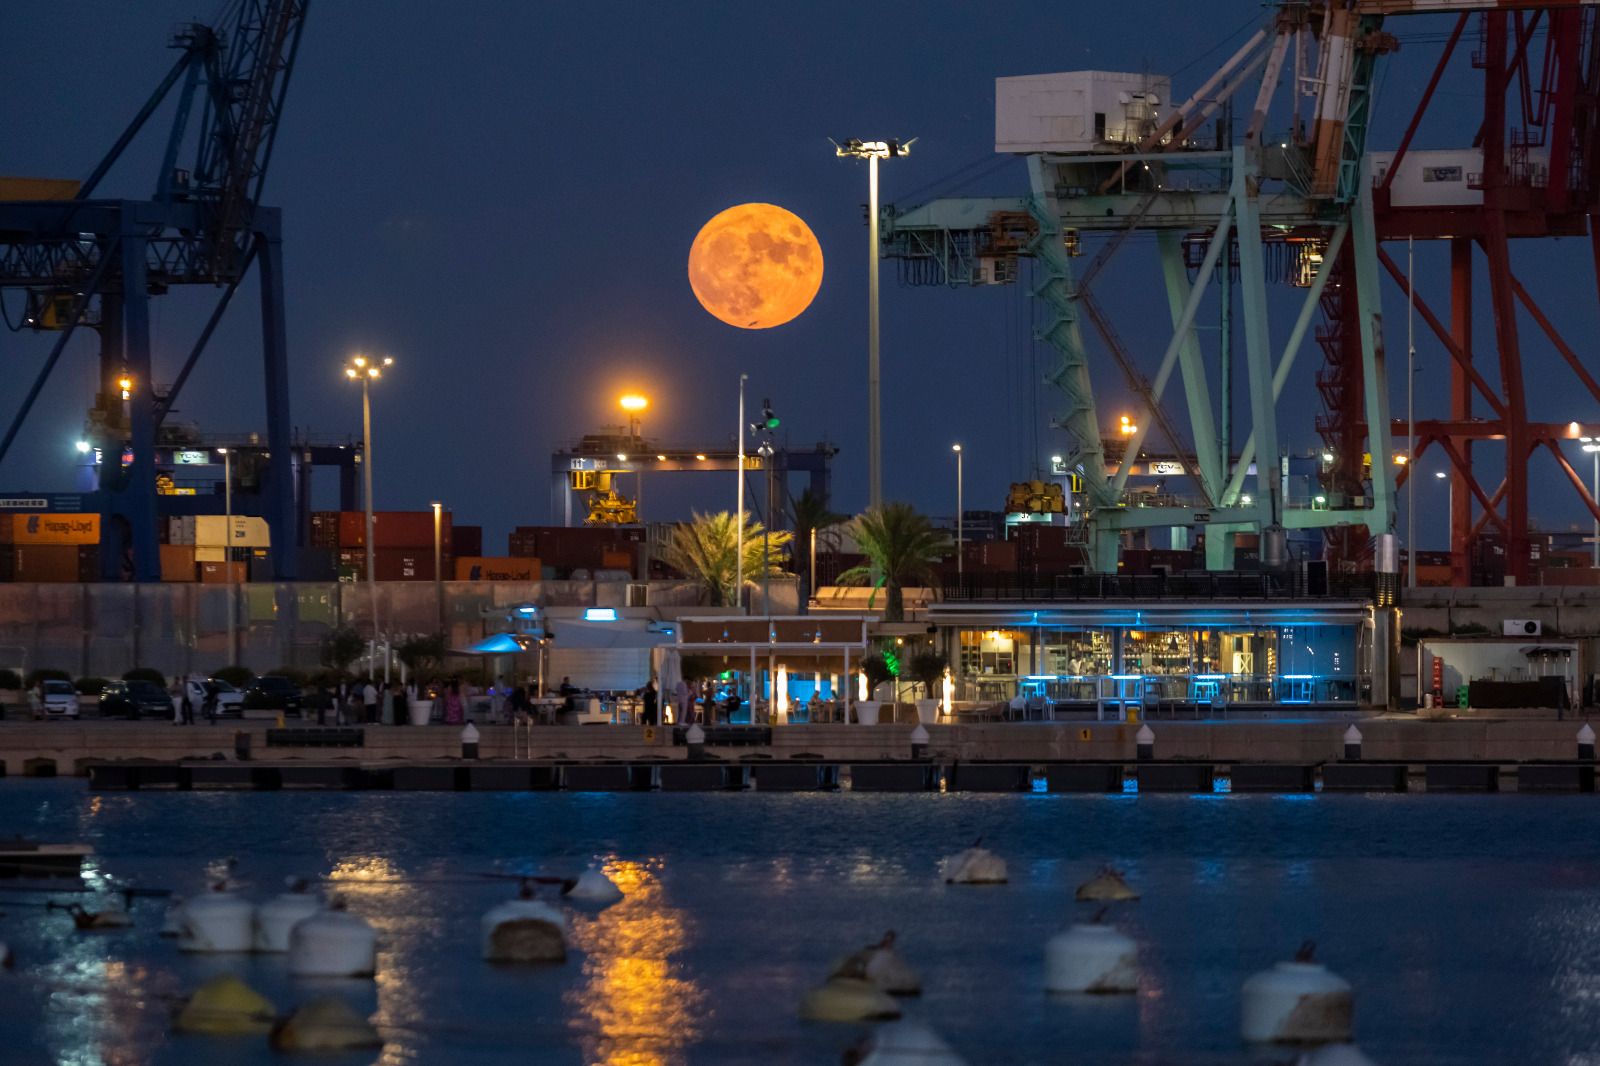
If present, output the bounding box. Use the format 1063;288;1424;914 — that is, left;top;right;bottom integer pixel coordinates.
195;515;270;548
600;548;634;572
11;513;99;545
309;511;341;549
508;532;539;558
299;546;339;582
373;548;435;581
247;549;275;583
199;561;247;584
454;556;538;581
13;544;93;582
339;510;452;549
337;549;366;580
160;544;197;582
168;515;196;546
963;539;1016;572
450;525;483;558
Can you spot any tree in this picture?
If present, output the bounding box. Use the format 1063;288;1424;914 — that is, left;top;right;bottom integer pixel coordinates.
790;487;844;613
837;503;952;622
320;626;365;676
661;510;792;608
861;652;895;700
909;651;948;700
396;633;447;679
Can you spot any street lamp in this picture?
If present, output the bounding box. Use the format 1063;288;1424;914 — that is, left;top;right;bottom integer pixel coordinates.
1118;414;1137;436
952;444;963;583
345;353;393;679
834;136;912;512
1584;438;1600;568
619;393;648;440
218;447;235;665
431;500;444;637
735;373;748;611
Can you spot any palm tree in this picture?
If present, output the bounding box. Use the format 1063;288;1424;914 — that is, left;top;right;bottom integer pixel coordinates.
662;510;793;608
790;487;844;613
837;502;952;622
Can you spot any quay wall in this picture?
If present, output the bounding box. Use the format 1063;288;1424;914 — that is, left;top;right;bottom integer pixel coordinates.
2;719;1597;778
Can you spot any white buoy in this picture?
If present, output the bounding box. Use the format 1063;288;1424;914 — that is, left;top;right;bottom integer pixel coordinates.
846;1020;967;1065
255;877;322;953
1045;920;1138;994
1241;942;1353;1045
160;896;186;937
939;841;1007;884
288;899;378;978
1296;1045;1379;1066
910;723;930;759
178;882;256;953
563;867;624;907
799;977;901;1023
483;882;569;963
833;931;921;996
1075;867;1140;902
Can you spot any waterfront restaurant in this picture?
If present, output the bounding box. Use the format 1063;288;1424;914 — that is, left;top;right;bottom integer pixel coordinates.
927;599;1374;715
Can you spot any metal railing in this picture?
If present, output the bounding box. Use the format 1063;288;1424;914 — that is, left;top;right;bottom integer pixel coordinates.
941;569;1374;603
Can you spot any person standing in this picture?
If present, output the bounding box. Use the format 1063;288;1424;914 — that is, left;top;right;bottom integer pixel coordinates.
381;682;395;726
672;677;689;726
444;680;464;725
640;679;659;727
362;678;378;725
392;680;409;726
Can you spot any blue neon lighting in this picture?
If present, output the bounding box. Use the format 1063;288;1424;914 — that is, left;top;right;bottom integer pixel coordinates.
584;608;618;622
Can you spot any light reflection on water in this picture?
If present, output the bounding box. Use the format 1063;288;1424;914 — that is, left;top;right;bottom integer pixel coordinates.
564;858;705;1066
2;785;1600;1064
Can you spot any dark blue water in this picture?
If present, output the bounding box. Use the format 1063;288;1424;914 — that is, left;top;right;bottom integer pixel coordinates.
0;780;1597;1065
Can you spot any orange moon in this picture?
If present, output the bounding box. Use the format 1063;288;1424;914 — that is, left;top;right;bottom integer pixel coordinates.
687;203;824;329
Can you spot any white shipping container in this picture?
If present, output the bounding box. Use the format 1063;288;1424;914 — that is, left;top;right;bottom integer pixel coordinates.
169;515;196;545
195;515;271;548
996;70;1171;154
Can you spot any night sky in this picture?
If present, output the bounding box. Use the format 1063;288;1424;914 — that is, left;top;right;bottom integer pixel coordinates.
3;1;1596;553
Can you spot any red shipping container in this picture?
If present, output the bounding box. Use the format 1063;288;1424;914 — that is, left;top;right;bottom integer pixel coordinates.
13;545;83;582
373;548;435;581
451;524;483;558
339;510;452;549
600;549;634;572
199;561;247;584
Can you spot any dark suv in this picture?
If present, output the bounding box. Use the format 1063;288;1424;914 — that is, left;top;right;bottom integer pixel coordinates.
100;680;173;720
243;675;304;714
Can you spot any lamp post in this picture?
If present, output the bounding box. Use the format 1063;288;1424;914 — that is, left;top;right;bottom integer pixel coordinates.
1584;438;1600;568
346;354;393;679
952;444;963;583
735;373;747;611
834;137;911;512
1433;470;1451;561
431;500;444;637
218;447;235;665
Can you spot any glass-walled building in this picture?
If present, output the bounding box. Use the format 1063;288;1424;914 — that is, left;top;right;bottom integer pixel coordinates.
936;602;1371;710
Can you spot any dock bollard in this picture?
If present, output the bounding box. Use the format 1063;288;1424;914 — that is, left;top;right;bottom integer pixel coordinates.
1343;724;1362;762
1580;723;1595;762
910;723;929;760
686;722;706;762
461;722;480;760
1135;724;1154;762
233;730;251;762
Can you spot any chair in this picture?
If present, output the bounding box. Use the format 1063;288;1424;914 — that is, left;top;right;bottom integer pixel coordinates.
1008;696;1025;722
1025;695;1048;721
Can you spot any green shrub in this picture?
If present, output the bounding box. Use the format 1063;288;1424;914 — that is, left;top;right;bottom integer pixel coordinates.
213;665;254;688
24;668;71;689
122;667;167;686
74;677;108;696
0;669;20;691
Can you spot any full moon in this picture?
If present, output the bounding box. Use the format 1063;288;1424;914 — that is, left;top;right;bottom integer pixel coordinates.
687;203;824;329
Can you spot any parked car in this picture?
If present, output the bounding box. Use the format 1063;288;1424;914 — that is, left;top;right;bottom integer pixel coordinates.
184;678;245;718
38;679;80;720
243;675;304;714
99;680;173;720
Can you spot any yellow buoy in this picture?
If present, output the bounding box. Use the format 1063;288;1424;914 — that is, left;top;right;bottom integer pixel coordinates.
173;974;275;1035
270;996;382;1053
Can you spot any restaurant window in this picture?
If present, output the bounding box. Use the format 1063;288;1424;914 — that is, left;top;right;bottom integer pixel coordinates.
958;629;1021;677
1039;627;1112;676
1123;629;1193;675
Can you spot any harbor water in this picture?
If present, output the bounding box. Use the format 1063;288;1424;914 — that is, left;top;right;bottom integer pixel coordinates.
1;780;1598;1064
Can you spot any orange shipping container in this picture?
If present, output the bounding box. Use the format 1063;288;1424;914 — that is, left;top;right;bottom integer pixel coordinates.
600;548;634;572
160;544;197;582
11;513;99;545
454;556;538;581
